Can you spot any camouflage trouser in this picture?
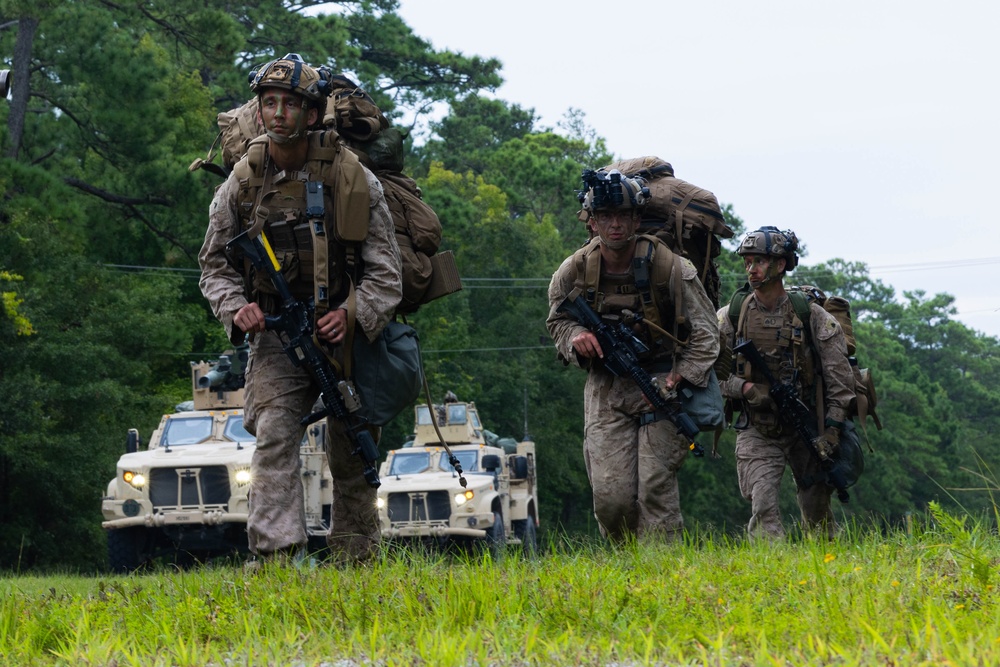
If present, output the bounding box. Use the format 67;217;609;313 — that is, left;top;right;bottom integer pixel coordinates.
583;370;690;542
734;425;836;540
324;417;380;564
244;332;379;559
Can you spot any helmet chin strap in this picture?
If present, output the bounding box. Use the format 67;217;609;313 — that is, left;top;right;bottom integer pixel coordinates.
598;230;635;251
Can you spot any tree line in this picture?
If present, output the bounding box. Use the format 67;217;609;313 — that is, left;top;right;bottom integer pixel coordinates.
1;1;997;571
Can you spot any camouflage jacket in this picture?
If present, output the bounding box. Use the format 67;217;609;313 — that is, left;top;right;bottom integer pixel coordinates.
198;160;401;346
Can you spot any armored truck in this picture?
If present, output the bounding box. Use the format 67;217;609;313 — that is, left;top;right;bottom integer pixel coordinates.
101;350;333;573
376;399;539;555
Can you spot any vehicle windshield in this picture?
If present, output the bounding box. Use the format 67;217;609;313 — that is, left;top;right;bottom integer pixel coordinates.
440;449;478;473
389;451;431;476
447;404;467;424
415;405;433;425
224;415;255;442
162;417;213;446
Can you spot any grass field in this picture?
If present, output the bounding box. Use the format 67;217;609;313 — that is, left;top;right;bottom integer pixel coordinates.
2;504;998;666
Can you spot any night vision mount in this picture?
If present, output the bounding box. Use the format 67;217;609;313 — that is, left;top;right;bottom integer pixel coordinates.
577;168;649;210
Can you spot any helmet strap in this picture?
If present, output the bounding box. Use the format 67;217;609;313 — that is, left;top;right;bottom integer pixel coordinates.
597;228;636;251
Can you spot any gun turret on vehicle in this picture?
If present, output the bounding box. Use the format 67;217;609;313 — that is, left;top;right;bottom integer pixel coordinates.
375;397;539;556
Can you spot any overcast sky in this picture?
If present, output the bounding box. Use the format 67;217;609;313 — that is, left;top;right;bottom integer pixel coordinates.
390;0;1000;338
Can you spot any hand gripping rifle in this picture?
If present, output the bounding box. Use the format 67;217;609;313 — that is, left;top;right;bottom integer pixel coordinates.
227;229;382;488
732;339;849;502
557;293;704;457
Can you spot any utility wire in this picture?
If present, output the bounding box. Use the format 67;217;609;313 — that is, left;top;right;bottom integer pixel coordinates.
102;256;1000;283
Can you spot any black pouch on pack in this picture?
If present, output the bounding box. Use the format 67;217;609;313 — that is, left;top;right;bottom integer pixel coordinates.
351;321;423;426
677;368;725;431
827;419;865;489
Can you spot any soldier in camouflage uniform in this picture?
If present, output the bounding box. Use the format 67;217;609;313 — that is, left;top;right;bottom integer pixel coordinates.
717;226;854;540
546;171;719;542
199;54;401;563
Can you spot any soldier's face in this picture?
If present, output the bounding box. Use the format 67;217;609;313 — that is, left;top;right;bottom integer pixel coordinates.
592;210;638;245
744;255;784;288
259;89;316;138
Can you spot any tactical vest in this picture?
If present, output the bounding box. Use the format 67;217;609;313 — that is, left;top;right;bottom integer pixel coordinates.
233;131;370;316
733;293;817;433
571;234;689;362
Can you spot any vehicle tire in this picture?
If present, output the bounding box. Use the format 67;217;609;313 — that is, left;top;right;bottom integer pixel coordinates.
513;517;538;557
484;510;506;560
107;527;146;574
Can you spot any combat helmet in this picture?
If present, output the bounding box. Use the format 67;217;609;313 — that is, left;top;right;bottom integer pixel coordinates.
248;53;332;103
578;169;650;215
737;225;799;270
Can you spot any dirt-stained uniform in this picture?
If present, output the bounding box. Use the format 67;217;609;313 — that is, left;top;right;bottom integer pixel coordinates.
717;293;855;539
547;238;719;541
199;153;401;560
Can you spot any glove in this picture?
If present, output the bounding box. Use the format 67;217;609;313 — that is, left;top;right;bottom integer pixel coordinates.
814;425;841;461
743;383;773;410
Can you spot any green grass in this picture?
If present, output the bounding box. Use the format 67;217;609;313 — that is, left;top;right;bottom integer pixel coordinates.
2;514;998;666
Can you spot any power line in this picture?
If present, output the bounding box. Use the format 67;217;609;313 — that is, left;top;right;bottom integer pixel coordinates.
97;262;1000;324
102;255;1000;283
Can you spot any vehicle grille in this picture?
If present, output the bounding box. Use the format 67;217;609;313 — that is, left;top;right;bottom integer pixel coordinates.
149;466;230;510
387;491;450;523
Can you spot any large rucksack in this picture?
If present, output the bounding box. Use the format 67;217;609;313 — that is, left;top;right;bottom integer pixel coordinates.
189;82;461;315
599;156;735;308
727;284;882;440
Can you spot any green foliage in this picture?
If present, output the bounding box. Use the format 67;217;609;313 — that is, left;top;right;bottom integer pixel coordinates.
927;501;993;587
3;526;1000;665
0;204;198;570
421;95;539;175
1;0;999;572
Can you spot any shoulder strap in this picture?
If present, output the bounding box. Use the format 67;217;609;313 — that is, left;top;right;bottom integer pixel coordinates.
572;241;603;307
304;131;367;365
787;289;812;345
633;237;660;328
786;288;824;430
727;283;752;333
636;236;689;348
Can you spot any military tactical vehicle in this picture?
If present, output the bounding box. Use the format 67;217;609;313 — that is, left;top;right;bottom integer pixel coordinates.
101;349;334;573
376;399;539;555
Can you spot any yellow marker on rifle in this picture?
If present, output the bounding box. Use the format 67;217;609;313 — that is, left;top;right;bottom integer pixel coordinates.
258;232;283;272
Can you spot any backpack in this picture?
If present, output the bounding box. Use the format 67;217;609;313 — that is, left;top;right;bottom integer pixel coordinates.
340;126;453;315
600;156;735;308
726;284;882;440
189;84;461;314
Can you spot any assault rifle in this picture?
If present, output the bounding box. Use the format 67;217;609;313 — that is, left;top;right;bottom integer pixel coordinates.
227;229;382;488
557;293;704;457
732;339;849;502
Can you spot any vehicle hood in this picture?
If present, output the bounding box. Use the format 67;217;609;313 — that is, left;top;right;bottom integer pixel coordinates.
116;442;256;469
378;471;496;495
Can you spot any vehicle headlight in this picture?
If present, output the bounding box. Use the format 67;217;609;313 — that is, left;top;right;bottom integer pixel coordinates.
123;471;145;488
235;469;251;485
376;497;386;509
454;489;474;506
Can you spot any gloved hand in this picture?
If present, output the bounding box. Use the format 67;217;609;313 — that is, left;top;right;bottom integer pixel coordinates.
814;424;841;461
742;382;773;410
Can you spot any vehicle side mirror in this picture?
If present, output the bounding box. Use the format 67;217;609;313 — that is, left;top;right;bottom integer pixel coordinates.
481;454;501;471
126;428;140;454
